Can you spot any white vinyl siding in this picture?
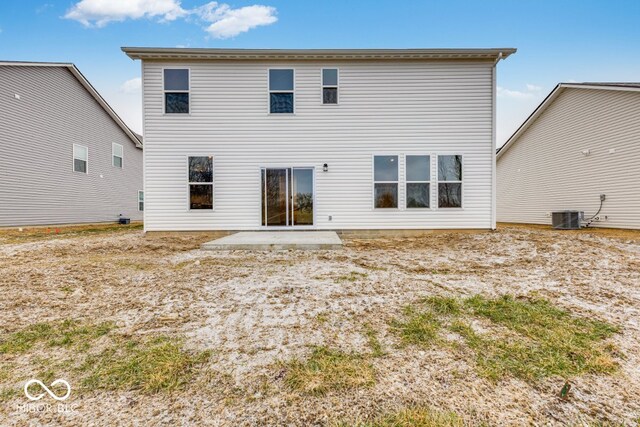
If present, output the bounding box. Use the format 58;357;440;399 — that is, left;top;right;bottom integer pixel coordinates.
141;60;495;231
497;87;640;229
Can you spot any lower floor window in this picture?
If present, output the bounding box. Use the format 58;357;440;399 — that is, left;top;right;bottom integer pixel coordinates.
438;183;462;208
188;156;213;210
138;190;144;211
438;155;463;208
373;155;399;208
189;184;213;209
407;182;429;208
374;183;398;208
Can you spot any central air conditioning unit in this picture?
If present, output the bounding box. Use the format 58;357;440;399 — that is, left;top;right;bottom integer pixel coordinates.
552;211;583;230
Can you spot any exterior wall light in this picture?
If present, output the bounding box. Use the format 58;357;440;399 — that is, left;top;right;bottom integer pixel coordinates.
323;163;328;172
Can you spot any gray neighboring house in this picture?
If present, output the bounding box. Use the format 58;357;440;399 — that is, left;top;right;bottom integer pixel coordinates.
0;61;143;227
497;83;640;229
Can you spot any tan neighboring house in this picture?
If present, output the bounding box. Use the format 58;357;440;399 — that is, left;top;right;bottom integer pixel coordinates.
497;83;640;229
0;61;143;227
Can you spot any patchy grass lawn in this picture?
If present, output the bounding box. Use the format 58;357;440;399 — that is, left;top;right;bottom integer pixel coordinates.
1;225;639;426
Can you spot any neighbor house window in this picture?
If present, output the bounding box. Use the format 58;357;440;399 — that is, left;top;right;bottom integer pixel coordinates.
373;155;398;208
73;144;88;173
322;68;338;104
188;156;213;210
164;69;189;114
138;190;144;211
112;143;123;168
406;155;430;208
438;155;462;208
269;69;294;114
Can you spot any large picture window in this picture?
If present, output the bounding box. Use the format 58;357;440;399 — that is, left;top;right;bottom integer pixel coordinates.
438;155;462;208
188;156;213;210
164;69;189;114
373;155;398;208
269;69;294;114
73;144;88;173
406;155;430;208
322;68;338;104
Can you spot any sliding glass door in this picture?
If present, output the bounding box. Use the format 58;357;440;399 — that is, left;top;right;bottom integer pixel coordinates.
261;167;314;227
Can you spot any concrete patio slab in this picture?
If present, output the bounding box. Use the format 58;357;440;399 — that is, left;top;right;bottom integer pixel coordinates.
200;231;343;250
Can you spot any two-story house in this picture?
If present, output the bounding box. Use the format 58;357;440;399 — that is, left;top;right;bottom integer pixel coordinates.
0;61;143;227
123;48;515;231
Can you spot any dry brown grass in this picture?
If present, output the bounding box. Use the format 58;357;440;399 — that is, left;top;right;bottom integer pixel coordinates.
0;224;639;426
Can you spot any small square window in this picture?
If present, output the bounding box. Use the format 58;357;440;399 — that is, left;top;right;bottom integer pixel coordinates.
269;69;294;114
73;144;88;174
164;69;189;91
269;69;294;91
165;93;189;114
113;143;123;168
164;69;190;114
322;69;338;105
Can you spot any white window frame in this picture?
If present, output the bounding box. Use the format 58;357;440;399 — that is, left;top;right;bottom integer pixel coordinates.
436;154;464;209
321;68;339;105
405;154;431;209
162;67;190;115
268;68;295;115
372;154;400;210
73;143;88;174
112;143;123;168
187;155;214;211
138;190;144;212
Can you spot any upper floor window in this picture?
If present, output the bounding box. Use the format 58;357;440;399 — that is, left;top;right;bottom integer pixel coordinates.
112;143;123;168
73;144;88;174
188;156;213;210
438;155;463;208
269;69;294;114
373;155;398;209
164;69;189;114
322;68;338;104
406;155;430;208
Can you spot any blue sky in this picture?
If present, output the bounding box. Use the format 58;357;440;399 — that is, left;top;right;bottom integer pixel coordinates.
1;0;639;144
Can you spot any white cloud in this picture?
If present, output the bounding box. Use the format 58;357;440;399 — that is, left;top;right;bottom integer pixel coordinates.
64;0;277;38
497;83;545;100
197;3;277;39
64;0;187;27
120;77;142;94
497;87;535;99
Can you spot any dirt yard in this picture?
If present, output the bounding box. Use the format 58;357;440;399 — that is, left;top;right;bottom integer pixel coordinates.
1;224;639;426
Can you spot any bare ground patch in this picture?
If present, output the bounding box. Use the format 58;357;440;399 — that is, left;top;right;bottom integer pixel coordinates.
0;225;639;426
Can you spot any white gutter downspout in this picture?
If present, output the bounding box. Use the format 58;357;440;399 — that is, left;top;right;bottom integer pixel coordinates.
491;52;503;230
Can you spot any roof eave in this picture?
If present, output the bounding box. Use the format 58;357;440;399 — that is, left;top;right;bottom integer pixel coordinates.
122;47;516;61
